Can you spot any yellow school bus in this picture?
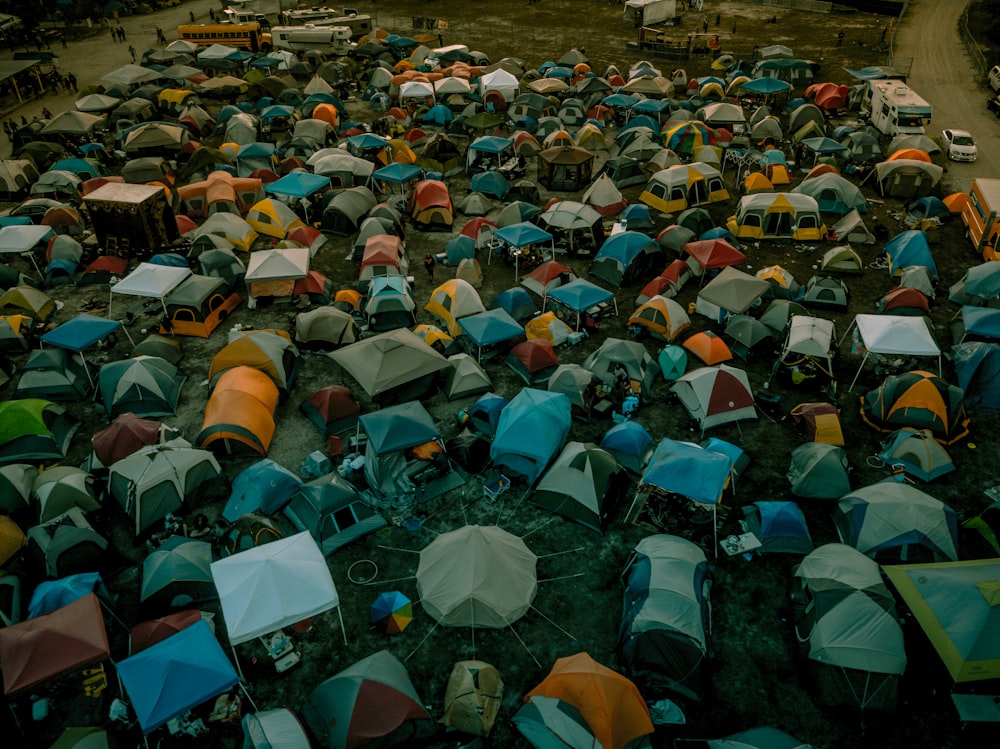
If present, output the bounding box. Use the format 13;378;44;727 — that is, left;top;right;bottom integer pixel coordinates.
177;23;272;52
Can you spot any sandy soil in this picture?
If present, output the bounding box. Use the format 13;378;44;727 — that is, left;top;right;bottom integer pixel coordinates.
2;2;999;749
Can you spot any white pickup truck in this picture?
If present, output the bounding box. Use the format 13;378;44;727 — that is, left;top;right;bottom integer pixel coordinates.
989;65;1000;92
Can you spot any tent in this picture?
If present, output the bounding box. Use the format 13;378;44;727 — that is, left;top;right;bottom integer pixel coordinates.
108;441;225;535
441;660;504;737
787;442;850;499
491;388;572;484
0;593;109;696
618;534;712;702
791;172;866;216
242;708;313;749
952;341;1000;413
600;421;654;474
211;531;341;644
860;370;969;444
742;501;813;555
546;363;595;422
329;328;449;402
283;473;388;556
834;480;958;562
0;399;80;465
245;247;310;300
726;193;825;241
444;353;492;400
14;349;90;401
198;366;279;456
141;536;216;611
97;356;185;419
672;365;757;433
513;695;607;749
300;385;361;438
208;330;301;392
531;442;621;532
505;339;559;385
110;263;192;320
302;650;432;749
294;306;359;350
830;211;875;246
884;229;936;279
791;544;905;711
224;459;302;522
425;278;486;336
884;558;1000;683
32;466;99;522
695;267;769;322
848;315;941;390
639;438;732;508
583;337;658;395
878;428;954;482
524;652;654;749
590;231;663;287
116;619;239;734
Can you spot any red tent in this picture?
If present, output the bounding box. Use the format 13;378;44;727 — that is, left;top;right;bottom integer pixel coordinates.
0;593;110;696
684;239;745;271
91;412;163;466
130;609;203;653
300;384;362;437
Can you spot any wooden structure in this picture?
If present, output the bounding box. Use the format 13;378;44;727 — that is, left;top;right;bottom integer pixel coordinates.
83;183;178;257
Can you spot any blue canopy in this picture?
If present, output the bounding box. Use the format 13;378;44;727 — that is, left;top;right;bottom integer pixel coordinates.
491;388;571;484
602;93;639;108
468;135;513;154
224;458;303;521
117;620;239;735
493;221;553;250
631;99;672;114
640;438;731;505
372;163;423;185
266;171;331;198
885;230;937;278
359;400;438;456
459;308;525;347
800;137;848;156
346;133;389;150
546;278;615;313
41;313;122;352
740;77;792;95
28;572;104;619
238;142;276;159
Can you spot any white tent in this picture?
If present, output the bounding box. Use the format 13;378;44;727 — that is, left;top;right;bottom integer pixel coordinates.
480;69;520;102
847;314;941;390
210;531;341;646
110;262;192;319
0;224;54;275
245;247;310;283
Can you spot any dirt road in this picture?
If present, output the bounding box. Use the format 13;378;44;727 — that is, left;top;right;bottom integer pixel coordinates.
896;0;996;192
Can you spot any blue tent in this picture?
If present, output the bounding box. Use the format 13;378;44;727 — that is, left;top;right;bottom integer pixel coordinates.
491;388;571;484
467;391;509;438
117;619;239;735
470;170;510;200
459;308;525;350
50;158;102;179
639;438;731;505
490;287;538;321
590;231;661;287
907;196;949;222
619;115;660;134
28;572;104;619
238;142;276;159
359;401;438;456
266;171;331;199
224;458;303;521
953;341;1000;413
742;501;813;555
657;345;687;381
884;230;937;279
962;306;1000;341
631;99;672;115
446;234;476;265
423;104;453;125
148;253;189;267
545;279;617;329
41;313;123;353
600;420;653;474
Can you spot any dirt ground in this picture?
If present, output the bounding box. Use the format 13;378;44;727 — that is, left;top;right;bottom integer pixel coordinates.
4;1;1000;748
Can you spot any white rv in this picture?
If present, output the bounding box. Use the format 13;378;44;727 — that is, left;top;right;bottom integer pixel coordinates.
278;7;372;39
623;0;677;27
862;80;932;136
270;25;354;54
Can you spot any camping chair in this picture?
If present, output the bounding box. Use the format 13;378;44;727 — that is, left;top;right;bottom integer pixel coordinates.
483;474;510;502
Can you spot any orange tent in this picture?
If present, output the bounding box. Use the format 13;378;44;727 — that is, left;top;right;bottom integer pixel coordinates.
683;330;733;365
888;148;931;163
198;366;279;455
524;652;654;749
943;192;970;213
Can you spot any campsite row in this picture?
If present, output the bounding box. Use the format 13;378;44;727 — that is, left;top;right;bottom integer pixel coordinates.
0;18;998;749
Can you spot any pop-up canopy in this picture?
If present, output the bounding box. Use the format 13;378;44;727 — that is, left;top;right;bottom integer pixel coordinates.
846;314;941;390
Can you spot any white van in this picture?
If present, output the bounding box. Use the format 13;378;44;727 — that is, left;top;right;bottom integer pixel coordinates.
989;65;1000;92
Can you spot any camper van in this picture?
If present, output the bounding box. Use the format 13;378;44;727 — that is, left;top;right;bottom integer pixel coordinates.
862;80;932;136
623;0;678;27
278;7;372;39
963;177;1000;261
270;25;353;54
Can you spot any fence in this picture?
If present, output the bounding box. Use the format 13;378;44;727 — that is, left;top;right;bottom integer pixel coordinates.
959;2;988;79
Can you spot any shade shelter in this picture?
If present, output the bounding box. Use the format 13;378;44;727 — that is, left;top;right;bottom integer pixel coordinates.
116;619;240;735
244;247;309;303
110;262;192;319
40;313;131;385
846;314;941;390
544;278;617;331
491;221;555;274
458;308;525;362
0;224;53;274
211;531;343;646
0;593;109;696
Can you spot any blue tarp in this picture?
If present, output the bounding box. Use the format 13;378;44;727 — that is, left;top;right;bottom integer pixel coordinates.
493;221;553;250
28;572;103;619
640;438;731;505
546;278;615;313
41;313;122;352
459;308;525;347
224;458;303;521
490;388;571;484
359;401;438;456
266;171;331;198
117;619;239;735
884;230;937;279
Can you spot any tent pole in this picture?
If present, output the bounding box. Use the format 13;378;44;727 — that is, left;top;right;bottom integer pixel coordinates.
239;681;258;712
848;351;869;392
713;505;718;559
337;605;348;645
230;646;246;682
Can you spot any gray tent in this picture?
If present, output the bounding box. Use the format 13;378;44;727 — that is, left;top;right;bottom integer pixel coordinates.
787;442;850;499
329;328;449;401
26;507;109;578
283;472;388;556
140;536;217;611
14;349;90;401
321;186;377;236
444;353;492;401
531;442;621;532
791;543;906;711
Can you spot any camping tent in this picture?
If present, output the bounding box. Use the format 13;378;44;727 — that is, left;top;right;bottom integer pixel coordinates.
672;365;757;432
860;370;970;445
618;534;712;702
787;442;850;499
211;531;340;644
490;388;572;484
329;328;449;402
531;441;621;532
283;473;388;556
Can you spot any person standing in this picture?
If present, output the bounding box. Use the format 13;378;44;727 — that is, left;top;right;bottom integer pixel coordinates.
128;45;136;62
424;254;436;280
837;30;844;47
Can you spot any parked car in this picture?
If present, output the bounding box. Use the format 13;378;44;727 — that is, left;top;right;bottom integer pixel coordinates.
988;94;1000;117
940;128;977;162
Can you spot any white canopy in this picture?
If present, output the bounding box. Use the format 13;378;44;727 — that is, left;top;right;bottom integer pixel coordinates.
849;313;941;390
245;247;310;283
0;224;54;253
110;263;192;318
211;531;339;645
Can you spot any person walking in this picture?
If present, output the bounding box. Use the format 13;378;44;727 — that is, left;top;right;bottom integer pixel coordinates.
836;30;844;47
156;27;166;44
66;73;77;92
424;254;436;280
128;45;136;62
189;11;196;23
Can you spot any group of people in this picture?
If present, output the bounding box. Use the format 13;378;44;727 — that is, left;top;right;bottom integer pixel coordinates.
108;25;128;43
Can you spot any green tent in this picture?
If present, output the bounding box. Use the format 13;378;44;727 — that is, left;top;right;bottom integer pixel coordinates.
0;399;79;465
